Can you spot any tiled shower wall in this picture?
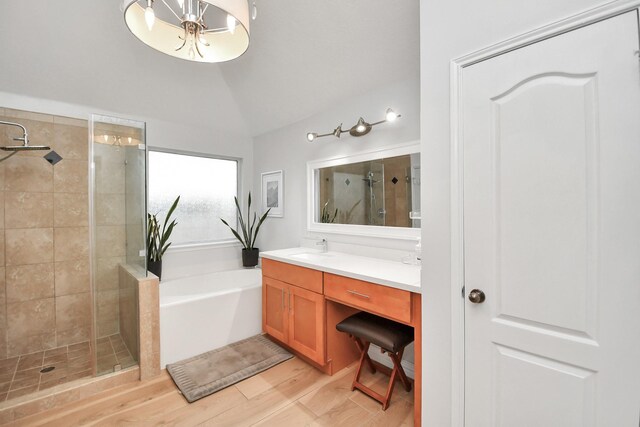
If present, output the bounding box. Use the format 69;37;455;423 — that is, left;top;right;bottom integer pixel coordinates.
0;108;91;358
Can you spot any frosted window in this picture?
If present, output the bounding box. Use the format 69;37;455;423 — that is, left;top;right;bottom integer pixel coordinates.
148;151;238;245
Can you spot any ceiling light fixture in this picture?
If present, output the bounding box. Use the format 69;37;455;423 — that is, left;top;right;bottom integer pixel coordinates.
306;108;401;143
123;0;256;63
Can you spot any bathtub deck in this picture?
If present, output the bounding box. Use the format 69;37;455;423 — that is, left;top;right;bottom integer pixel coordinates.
13;357;414;426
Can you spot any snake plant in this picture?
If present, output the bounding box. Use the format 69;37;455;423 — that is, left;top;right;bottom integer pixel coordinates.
147;195;180;262
220;192;270;249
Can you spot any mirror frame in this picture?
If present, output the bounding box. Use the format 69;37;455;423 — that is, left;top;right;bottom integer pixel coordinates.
307;141;420;240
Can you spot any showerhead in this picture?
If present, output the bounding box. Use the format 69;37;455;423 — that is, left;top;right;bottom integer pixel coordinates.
0;145;51;151
362;172;378;186
0;120;50;152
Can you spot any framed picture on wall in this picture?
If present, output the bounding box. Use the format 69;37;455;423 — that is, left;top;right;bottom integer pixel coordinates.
261;170;284;217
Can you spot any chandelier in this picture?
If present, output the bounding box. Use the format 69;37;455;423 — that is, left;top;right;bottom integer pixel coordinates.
123;0;255;63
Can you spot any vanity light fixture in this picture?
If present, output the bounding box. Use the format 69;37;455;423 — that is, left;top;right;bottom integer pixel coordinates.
306;108;401;143
123;0;257;63
97;134;141;148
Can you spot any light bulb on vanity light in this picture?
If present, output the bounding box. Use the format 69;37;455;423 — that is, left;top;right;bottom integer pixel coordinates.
144;1;155;31
307;133;317;142
385;108;399;122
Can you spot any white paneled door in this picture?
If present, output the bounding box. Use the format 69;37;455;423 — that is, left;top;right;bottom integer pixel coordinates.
462;11;640;426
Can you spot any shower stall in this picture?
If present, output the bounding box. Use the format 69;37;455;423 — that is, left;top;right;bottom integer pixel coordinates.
0;108;146;404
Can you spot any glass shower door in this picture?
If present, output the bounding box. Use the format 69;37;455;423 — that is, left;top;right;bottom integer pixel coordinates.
90;115;146;375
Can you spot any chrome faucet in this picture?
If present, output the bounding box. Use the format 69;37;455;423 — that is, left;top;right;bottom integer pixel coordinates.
316;238;328;253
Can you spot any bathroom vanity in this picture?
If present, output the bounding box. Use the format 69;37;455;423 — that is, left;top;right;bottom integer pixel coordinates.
260;248;421;425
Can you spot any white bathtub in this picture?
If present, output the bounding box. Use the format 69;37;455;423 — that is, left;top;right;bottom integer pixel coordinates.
159;268;262;367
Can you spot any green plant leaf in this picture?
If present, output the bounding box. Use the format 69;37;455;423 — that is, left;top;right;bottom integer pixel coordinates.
159;220;177;253
221;192;270;250
220;218;247;248
162;196;180;236
147;196;180;262
251;208;271;248
248;211;257;247
234;196;250;247
161;242;172;255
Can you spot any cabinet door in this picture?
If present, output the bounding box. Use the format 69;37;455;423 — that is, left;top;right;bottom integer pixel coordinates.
262;277;288;344
288;285;326;365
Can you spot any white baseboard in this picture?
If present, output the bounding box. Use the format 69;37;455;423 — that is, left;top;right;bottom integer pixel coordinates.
367;344;415;379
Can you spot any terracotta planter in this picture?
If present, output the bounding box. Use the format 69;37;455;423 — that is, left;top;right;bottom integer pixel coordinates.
242;248;259;267
147;259;162;280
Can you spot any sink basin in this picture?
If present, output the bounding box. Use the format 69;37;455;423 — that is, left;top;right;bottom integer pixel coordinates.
290;252;335;261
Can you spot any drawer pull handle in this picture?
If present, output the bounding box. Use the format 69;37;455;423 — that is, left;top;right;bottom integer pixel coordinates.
347;290;370;299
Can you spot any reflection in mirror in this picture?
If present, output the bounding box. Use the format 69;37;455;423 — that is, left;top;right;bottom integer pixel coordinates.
315;154;420;228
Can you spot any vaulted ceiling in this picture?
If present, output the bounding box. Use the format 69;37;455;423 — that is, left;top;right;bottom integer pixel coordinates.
221;0;420;136
0;0;419;138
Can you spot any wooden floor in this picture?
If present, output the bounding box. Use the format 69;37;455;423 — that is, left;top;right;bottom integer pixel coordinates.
13;357;414;426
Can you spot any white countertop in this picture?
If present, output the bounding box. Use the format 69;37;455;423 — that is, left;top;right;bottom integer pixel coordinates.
260;247;421;293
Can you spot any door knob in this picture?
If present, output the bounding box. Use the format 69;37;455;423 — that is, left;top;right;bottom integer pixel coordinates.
468;289;486;304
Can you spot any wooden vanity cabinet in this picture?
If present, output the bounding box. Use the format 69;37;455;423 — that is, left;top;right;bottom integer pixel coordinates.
262;260;326;365
324;273;412;324
263;276;288;343
262;257;422;426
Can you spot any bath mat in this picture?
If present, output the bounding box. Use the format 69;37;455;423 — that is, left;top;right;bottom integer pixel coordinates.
166;334;293;403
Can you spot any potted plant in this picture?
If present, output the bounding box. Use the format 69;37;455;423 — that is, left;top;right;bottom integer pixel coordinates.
147;195;180;280
321;201;338;223
220;192;270;267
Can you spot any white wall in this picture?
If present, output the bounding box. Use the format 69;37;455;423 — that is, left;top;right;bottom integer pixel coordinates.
420;0;614;425
0;91;254;282
252;74;421;255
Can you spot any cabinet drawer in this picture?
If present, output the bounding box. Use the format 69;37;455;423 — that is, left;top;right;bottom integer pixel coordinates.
262;259;323;294
324;273;412;324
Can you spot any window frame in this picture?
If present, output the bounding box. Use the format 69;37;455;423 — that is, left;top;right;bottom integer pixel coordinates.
147;146;242;251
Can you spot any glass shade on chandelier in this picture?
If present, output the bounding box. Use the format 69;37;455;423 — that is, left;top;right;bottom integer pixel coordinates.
123;0;251;63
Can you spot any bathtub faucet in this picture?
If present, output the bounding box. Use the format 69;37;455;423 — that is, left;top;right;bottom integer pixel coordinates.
316;238;328;253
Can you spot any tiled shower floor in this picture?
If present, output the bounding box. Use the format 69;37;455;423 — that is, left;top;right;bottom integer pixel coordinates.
0;334;136;402
96;334;136;375
0;341;92;402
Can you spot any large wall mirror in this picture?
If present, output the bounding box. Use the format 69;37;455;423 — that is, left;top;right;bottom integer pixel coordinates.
307;143;420;239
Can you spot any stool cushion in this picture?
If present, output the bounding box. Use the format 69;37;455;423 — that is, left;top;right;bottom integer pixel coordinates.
336;311;414;353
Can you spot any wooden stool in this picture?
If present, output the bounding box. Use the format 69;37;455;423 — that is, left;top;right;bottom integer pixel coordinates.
336;311;414;410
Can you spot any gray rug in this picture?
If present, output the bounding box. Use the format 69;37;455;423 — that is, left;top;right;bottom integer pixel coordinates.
166;334;293;403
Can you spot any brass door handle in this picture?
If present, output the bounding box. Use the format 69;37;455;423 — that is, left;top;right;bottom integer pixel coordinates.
468;289;486;304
